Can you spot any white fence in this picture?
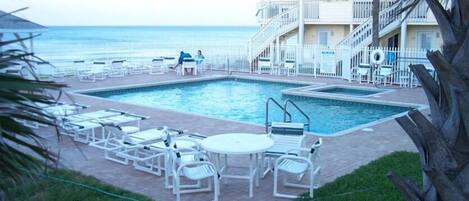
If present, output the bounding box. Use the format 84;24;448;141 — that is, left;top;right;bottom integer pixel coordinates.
255;44;434;87
43;43;434;88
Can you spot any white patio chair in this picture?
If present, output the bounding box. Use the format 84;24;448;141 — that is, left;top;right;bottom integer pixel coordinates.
92;61;108;80
163;57;176;72
149;58;164;75
357;63;371;84
76;61;95;82
72;60;86;76
273;138;322;199
282;59;296;76
170;143;219;201
108;60;126;77
258;57;271;74
182;58;197;76
375;65;393;86
262;122;305;178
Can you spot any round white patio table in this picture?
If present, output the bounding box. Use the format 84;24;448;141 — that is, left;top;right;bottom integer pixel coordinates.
201;133;274;198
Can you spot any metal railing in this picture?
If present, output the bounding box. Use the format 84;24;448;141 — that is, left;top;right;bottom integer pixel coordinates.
338;1;401;48
250;6;299;61
265;97;291;133
284;99;310;131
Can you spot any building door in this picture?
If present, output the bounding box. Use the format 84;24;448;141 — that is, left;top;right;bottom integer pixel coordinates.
317;31;329;47
387;34;399;48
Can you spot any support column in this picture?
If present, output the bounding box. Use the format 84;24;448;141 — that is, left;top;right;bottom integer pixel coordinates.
276;36;281;65
297;0;305;67
400;13;408;49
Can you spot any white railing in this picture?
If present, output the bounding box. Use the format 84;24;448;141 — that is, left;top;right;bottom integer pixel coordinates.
407;1;434;23
338;1;401;48
257;0;297;24
276;44;433;86
352;0;398;21
250;7;299;61
257;0;319;24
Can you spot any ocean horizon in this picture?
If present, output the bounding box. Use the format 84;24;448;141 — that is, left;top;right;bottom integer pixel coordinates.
33;26;258;65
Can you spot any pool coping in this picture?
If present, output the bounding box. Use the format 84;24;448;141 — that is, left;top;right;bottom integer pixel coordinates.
70;75;428;137
288;84;395;98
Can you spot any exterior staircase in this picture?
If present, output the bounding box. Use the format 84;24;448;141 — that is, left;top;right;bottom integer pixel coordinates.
337;1;402;49
249;6;299;62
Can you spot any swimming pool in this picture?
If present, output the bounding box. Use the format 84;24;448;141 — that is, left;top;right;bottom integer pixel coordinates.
84;78;411;135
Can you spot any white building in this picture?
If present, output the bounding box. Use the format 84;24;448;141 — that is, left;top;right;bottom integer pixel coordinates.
249;0;441;68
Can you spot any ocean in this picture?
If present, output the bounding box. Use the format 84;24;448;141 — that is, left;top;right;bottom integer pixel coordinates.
32;26;258;65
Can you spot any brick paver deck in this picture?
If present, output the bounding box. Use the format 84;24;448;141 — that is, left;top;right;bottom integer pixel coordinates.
37;71;427;201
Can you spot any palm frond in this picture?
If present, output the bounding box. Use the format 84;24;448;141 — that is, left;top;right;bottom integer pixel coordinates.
0;23;67;190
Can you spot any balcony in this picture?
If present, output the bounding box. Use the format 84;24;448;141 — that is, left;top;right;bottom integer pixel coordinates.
256;0;435;25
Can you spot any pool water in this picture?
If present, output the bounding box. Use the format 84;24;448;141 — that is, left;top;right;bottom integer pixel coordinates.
316;87;383;96
86;78;410;135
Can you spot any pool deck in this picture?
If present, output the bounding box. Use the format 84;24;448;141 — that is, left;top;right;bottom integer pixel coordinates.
37;70;428;201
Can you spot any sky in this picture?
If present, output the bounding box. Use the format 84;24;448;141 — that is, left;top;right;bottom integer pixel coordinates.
1;0;258;26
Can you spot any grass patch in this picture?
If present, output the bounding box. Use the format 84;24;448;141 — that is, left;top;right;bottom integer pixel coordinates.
298;151;422;201
3;169;153;201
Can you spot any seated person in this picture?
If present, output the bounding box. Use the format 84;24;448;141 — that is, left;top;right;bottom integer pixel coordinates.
195;50;205;65
171;51;192;70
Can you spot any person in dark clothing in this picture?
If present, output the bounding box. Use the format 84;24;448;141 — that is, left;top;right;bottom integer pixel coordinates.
172;51;192;71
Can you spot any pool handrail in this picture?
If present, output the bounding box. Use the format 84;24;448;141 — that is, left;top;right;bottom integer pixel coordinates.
284;99;311;132
265;97;291;133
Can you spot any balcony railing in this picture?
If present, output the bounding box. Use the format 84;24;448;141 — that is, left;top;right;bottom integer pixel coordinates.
256;0;435;24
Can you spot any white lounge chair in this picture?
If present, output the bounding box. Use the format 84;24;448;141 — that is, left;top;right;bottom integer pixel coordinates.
108;60;126;77
273;138;322;199
90;125;168;165
262;122;305;178
61;109;147;143
149;58;164;75
182;58;197;76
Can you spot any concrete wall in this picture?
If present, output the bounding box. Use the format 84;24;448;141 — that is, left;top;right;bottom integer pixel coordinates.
316;0;353;24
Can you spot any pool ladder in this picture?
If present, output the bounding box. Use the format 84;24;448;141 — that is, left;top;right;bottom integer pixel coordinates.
265;97;311;133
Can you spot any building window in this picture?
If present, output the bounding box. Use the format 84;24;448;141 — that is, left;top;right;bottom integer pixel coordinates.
417;32;433;50
318;31;329;47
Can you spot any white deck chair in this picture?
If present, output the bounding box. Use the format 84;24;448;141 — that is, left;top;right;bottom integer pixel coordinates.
357;63;371;84
273;138;322;199
149;58;164;75
90;125;167;165
76;61;96;82
163;57;176;72
182;58;196;76
282;59;296;76
262;122;305;178
258;57;272;74
375;65;393;86
108;60;126;77
92;61;108;80
62;110;147;143
170;143;219;201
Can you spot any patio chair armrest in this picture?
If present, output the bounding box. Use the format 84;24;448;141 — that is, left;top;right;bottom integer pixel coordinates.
275;155;312;167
